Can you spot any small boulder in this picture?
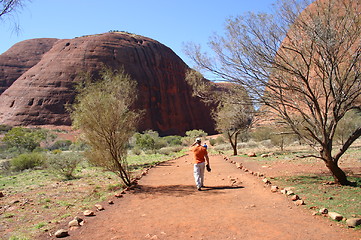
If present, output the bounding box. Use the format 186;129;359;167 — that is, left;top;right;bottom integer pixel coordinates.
286;191;295;196
261;154;269;158
270;186;278;192
346;218;361;228
235;163;242;169
114;193;124;198
54;229;69;238
280;189;287;194
262;178;271;184
108;200;114;205
0;192;4;197
95;204;104;211
83;210;95;217
247;152;256;157
291;195;300;201
328;212;343;221
68;219;79;227
319;208;328;214
295;200;305;206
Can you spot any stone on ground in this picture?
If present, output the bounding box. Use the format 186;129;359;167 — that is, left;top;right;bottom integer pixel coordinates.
346;218;361;228
328;212;343;221
55;229;69;238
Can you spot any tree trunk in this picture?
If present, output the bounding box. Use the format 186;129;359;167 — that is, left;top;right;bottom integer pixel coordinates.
232;145;238;156
324;159;351;186
227;132;238;156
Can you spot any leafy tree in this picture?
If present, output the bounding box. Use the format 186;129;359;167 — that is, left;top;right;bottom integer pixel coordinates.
185;0;360;185
2;127;47;152
135;133;155;151
69;67;141;186
182;129;208;146
134;130;167;153
186;69;252;155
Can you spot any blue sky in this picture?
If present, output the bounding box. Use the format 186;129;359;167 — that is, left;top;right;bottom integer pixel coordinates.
0;0;275;68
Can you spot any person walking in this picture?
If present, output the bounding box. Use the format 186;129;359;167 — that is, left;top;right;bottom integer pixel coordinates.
190;138;211;191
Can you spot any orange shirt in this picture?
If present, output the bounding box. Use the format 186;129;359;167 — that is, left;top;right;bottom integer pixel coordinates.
192;145;207;164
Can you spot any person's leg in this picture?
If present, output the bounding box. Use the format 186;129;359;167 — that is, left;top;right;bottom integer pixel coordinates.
193;163;203;190
199;162;205;187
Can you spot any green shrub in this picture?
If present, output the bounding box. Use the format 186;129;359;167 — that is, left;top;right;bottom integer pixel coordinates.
182;129;208;146
0;124;12;133
133;130;168;152
158;146;182;155
185;129;208;138
132;147;142;155
46;152;83;180
213;144;232;152
163;135;182;146
49;140;72;151
69;141;88;151
10;152;45;171
209;139;216;146
216;136;225;144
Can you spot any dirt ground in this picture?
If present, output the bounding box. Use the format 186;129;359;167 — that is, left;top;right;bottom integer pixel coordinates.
43;154;360;240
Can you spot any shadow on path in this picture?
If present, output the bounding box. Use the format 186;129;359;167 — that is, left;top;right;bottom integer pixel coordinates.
133;184;244;197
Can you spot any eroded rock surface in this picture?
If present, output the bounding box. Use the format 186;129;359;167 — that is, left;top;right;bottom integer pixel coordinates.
0;33;215;135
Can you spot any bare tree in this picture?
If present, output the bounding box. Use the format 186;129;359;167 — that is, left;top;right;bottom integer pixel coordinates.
185;69;253;155
185;0;361;185
0;0;27;30
69;67;141;186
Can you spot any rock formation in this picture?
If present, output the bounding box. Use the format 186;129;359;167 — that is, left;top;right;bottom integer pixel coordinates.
0;32;216;135
0;38;58;94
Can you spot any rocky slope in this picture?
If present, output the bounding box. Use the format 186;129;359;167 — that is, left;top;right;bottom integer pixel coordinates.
0;32;215;135
0;38;58;94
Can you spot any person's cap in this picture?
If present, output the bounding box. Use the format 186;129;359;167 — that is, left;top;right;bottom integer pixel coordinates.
195;137;201;142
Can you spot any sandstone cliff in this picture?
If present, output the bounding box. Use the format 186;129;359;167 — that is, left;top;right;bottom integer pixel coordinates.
0;38;58;94
0;32;215;135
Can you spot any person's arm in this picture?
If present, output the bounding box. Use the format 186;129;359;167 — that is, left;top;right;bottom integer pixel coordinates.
205;152;210;165
205;152;211;172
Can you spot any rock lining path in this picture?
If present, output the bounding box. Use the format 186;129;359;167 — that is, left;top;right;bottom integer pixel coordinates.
63;155;360;240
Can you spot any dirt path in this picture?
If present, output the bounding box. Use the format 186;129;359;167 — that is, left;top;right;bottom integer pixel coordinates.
62;155;360;240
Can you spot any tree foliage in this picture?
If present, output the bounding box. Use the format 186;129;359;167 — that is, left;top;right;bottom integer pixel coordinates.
69;67;141;186
185;0;361;185
2;127;48;152
185;69;253;155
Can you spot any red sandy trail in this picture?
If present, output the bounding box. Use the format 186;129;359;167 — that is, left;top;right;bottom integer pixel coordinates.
55;155;359;240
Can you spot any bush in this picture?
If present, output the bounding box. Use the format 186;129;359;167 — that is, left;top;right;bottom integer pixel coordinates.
132;147;142;155
2;127;47;153
209;139;216;146
158;146;183;155
46;152;83;180
69;141;88;151
181;129;209;146
163;135;182;146
0;124;12;133
49;140;72;151
250;127;269;141
185;129;208;138
10;153;45;171
213;144;232;152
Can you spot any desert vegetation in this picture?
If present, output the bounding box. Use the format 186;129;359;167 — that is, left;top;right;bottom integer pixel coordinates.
0;122;360;238
185;0;361;185
0;125;190;239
